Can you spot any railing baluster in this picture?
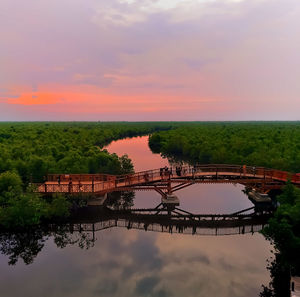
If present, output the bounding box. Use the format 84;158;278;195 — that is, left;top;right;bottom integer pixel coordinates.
35;164;300;195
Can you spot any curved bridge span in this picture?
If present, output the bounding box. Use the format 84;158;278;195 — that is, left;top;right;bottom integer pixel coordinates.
37;164;300;195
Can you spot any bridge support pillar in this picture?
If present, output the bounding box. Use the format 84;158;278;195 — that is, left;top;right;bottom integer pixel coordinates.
161;193;180;211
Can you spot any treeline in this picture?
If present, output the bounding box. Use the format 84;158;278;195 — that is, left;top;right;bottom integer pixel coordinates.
149;122;300;172
0;122;173;184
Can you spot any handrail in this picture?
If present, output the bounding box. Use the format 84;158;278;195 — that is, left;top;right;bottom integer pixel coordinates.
36;164;300;193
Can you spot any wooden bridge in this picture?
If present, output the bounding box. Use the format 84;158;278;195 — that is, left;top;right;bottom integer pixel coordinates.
37;164;300;196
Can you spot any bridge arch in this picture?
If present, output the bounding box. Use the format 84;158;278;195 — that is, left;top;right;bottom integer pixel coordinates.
37;164;300;195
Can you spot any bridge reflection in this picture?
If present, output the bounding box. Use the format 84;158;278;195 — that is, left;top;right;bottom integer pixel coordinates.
48;205;271;237
0;203;270;266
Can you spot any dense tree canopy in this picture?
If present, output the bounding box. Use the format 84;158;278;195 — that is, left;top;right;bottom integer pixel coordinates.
149;122;300;172
0;122;173;183
260;184;300;296
262;183;300;272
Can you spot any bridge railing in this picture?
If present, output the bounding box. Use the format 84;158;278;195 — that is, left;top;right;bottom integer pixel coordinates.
37;164;300;193
46;173;116;182
97;164;300;188
170;164;300;183
115;168;163;187
37;181;116;193
114;164;258;186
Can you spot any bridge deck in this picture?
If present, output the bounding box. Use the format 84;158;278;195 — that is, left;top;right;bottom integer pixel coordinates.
37;165;300;194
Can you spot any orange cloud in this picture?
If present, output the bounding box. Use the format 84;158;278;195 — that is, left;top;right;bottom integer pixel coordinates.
3;84;222;116
7;92;62;105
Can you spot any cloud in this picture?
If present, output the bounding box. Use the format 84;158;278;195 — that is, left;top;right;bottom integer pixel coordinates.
1;0;299;120
93;279;119;295
135;276;160;296
7;92;63;105
92;0;253;27
121;232;162;278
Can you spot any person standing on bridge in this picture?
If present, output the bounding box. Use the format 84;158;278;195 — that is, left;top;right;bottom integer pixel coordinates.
176;166;182;176
164;166;169;177
243;164;247;176
78;180;82;192
144;173;149;182
68;178;73;193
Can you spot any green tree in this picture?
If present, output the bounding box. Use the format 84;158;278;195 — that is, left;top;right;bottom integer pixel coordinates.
119;154;134;174
0;171;23;197
0;192;48;228
262;184;300;275
48;194;71;218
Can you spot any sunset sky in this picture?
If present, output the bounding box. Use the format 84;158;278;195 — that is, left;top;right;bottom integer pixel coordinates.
1;0;299;121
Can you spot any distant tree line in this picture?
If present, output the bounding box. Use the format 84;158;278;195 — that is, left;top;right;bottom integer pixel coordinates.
0;122;174;184
149;122;300;172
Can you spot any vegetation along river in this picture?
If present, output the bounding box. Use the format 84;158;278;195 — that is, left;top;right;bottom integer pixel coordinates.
0;135;272;297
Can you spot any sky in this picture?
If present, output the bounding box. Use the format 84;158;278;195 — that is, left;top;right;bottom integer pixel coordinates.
0;0;299;121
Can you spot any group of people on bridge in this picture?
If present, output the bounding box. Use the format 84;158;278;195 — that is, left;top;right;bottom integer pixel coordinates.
159;166;189;178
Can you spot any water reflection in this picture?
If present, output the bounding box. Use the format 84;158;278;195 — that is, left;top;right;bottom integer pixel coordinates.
0;201;270;266
106;191;135;210
0;226;94;265
0;229;47;265
0;223;271;297
104;136;169;171
0;217;272;296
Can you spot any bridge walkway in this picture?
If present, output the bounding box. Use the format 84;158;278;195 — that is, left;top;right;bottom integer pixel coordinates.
37;164;300;194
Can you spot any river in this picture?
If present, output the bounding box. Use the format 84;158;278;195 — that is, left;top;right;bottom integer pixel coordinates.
0;136;272;297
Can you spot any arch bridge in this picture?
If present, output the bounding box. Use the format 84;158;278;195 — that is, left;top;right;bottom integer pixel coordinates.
37;164;300;197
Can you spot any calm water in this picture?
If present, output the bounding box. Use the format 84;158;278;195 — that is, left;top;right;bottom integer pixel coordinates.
0;136;272;297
